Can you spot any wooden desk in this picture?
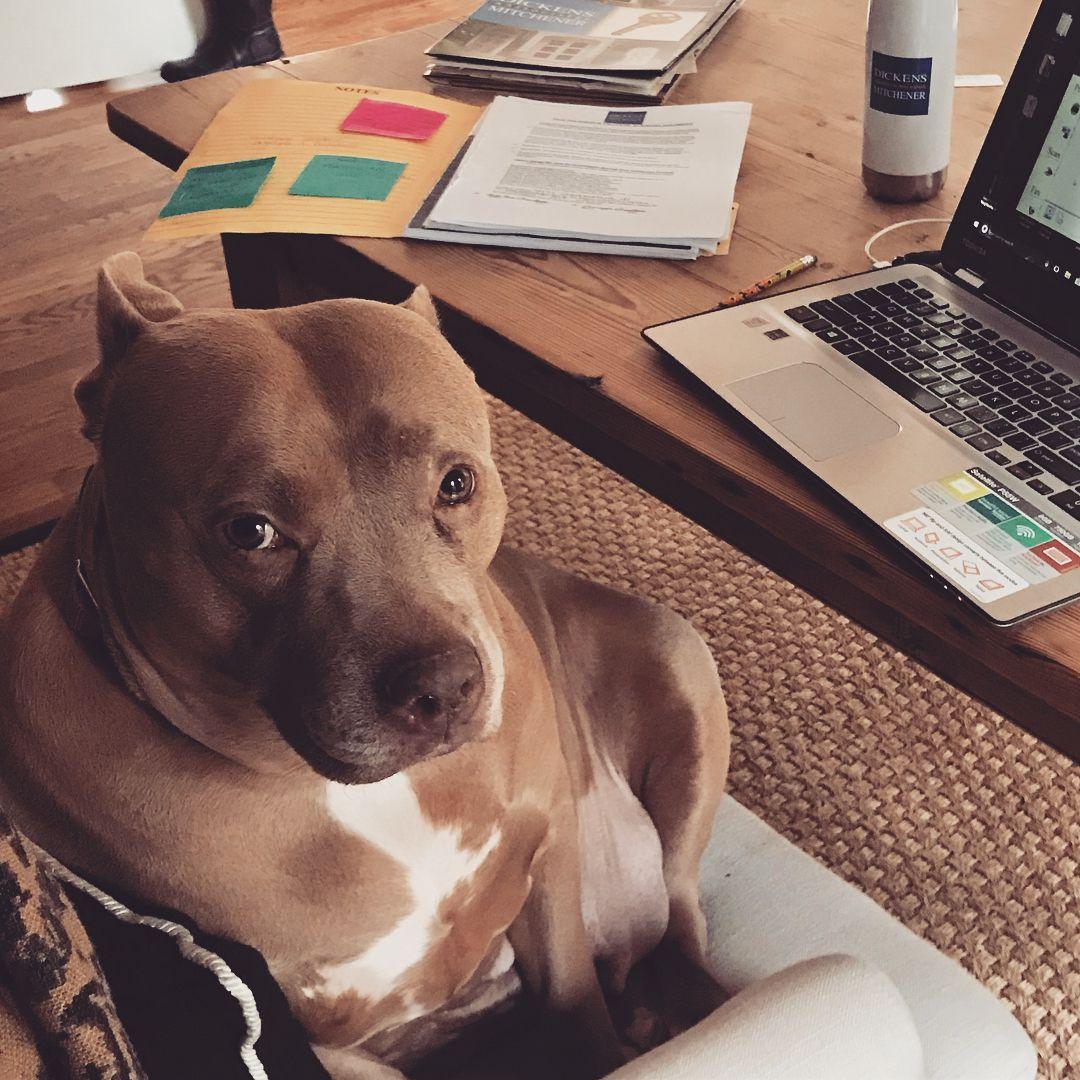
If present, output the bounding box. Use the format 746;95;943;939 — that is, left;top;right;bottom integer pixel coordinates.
108;0;1079;760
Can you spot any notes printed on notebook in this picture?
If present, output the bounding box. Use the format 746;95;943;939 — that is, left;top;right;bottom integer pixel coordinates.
145;81;482;240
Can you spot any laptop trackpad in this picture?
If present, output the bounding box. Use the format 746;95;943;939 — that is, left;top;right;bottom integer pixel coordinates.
728;363;901;461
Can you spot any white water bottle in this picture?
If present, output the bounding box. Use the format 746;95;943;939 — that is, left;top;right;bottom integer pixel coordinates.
863;0;958;202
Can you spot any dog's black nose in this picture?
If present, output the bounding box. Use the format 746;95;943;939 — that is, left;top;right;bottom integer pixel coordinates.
378;646;483;734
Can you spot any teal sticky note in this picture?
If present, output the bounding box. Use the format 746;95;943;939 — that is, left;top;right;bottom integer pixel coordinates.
159;157;275;218
289;155;406;201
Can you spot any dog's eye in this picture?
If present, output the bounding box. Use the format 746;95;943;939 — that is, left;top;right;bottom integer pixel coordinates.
224;515;280;551
438;466;475;506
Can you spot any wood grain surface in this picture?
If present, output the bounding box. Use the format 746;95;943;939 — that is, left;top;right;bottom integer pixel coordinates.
106;0;1080;761
0;0;475;548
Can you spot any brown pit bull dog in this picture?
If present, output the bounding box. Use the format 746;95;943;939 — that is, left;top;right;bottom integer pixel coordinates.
0;253;730;1079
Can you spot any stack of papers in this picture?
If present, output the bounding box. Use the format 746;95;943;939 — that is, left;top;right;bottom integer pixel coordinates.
425;0;744;103
406;96;751;259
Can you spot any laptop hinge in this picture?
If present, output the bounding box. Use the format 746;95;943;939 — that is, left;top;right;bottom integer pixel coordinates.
954;267;985;289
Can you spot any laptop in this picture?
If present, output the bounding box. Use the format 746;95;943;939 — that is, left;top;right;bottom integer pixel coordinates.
643;0;1080;625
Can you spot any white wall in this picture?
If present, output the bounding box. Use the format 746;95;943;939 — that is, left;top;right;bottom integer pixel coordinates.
1;0;206;98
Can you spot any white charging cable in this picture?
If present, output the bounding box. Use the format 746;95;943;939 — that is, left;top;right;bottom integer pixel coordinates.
864;216;953;269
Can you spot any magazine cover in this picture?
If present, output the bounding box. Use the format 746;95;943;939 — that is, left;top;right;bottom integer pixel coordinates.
426;0;738;74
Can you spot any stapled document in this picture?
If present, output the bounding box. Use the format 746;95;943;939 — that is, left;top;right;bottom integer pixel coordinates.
408;96;750;258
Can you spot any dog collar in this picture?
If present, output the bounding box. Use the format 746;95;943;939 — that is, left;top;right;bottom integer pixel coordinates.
61;467;107;647
64;555;106;646
63;467;151;707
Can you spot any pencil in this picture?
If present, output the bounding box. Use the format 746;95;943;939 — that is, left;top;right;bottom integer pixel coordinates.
720;254;818;307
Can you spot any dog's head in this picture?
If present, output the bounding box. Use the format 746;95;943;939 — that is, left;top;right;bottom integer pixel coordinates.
75;252;507;783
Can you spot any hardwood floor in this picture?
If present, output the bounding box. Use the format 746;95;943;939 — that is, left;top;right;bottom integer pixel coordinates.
0;0;473;547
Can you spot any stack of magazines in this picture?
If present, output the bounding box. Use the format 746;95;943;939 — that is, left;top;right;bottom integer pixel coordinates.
424;0;745;103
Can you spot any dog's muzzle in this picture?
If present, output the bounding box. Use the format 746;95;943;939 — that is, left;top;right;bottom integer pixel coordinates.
376;644;484;741
268;638;488;783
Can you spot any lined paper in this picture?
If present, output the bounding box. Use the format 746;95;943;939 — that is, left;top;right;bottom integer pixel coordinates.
146;81;481;241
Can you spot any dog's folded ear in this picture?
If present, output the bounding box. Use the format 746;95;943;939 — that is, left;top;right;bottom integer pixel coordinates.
399;284;440;330
75;252;185;441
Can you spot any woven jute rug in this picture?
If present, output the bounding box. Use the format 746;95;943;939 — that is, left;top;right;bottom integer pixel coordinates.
2;396;1077;1077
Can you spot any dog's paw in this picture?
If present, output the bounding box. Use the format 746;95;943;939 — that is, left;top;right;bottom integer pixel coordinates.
618;1002;668;1055
612;938;728;1047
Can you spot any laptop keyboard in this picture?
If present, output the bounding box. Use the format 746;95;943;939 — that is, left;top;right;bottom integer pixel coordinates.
784;278;1080;521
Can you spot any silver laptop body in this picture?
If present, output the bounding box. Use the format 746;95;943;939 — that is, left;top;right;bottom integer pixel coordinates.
645;0;1080;624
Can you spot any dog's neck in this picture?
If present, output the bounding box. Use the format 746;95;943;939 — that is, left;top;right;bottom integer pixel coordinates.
62;465;153;708
59;470;286;772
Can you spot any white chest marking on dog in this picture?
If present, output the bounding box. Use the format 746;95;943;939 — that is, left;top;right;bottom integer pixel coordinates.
319;775;501;1019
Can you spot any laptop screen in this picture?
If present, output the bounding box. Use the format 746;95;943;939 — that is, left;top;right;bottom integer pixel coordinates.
1018;67;1080;243
946;0;1080;350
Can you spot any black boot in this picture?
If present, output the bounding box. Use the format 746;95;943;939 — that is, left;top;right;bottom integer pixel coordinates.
160;0;282;83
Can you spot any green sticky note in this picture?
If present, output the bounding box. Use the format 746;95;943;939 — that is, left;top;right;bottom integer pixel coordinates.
159;157;275;218
289;155;406;201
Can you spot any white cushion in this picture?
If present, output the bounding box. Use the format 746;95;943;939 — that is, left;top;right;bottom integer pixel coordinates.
694;798;1037;1080
610;953;923;1080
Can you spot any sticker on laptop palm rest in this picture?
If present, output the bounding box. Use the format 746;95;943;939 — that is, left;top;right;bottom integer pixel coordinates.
885;468;1080;601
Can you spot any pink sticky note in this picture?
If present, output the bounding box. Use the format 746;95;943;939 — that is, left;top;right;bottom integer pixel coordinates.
340;98;448;141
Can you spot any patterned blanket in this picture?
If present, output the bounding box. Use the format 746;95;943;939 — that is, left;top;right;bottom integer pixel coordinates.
0;808;144;1079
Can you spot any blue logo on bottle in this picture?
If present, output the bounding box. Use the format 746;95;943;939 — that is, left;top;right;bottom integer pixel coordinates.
870;51;932;116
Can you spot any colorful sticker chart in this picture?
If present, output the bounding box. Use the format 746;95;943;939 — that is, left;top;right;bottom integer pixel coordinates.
159;157;275;217
289;155;407;201
885;467;1080;604
340;98;448;141
146;80;482;241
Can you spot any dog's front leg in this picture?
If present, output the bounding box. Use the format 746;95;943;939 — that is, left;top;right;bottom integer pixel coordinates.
508;802;626;1080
